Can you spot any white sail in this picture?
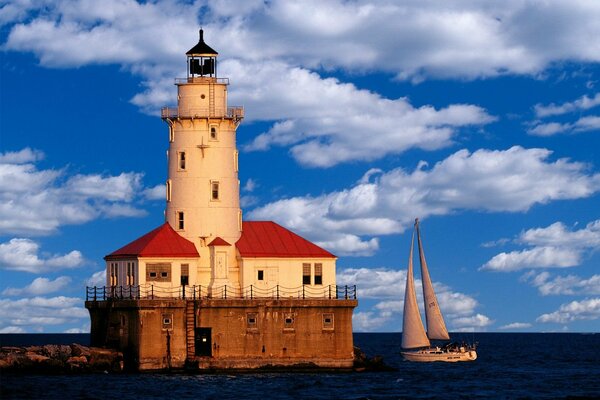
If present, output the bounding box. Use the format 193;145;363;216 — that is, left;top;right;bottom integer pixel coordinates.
402;230;430;349
416;220;450;341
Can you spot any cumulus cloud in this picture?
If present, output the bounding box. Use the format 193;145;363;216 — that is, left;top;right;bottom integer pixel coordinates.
499;322;532;330
537;298;600;324
0;239;84;273
232;60;494;167
0;296;88;332
2;276;72;296
6;1;600;166
86;270;107;287
482;219;600;272
529;116;600;136
534;93;600;118
249;147;600;255
451;314;493;332
339;267;486;331
0;148;161;236
525;271;600;296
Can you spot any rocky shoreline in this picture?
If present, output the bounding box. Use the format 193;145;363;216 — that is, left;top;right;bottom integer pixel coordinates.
0;344;123;373
1;344;391;373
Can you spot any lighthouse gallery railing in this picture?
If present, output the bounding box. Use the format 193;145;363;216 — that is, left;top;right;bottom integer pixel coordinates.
86;284;357;301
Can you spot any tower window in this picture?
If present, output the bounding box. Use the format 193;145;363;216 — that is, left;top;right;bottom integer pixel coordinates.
177;212;185;230
302;263;311;285
314;263;323;285
110;262;118;286
166;179;172;202
179;152;186;170
210;126;218;140
211;181;219;201
257;270;264;281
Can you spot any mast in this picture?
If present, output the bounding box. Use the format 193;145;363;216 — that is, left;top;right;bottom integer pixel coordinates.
402;227;430;349
416;219;450;341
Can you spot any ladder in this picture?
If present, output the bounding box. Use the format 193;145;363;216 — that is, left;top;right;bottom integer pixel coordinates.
209;82;215;117
185;301;196;358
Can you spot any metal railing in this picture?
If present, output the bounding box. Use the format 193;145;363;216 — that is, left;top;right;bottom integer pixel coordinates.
161;106;244;120
86;284;357;301
174;77;230;85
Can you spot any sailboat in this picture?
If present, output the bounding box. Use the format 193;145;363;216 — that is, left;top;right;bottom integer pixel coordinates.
401;218;477;362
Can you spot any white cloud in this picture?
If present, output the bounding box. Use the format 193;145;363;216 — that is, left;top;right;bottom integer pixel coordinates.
498;322;532;330
0;147;44;164
0;148;161;236
526;271;600;296
0;238;84;273
249;147;600;255
86;270;107;287
243;179;257;192
232;60;494;167
451;314;493;332
339;266;485;332
2;276;72;296
0;296;88;332
529;115;600;136
0;326;26;333
482;219;600;272
481;246;580;272
535;93;600;118
8;1;600;166
142;184;166;201
537;298;600;324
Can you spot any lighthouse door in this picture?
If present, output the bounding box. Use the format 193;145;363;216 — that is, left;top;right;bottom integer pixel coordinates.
195;327;212;356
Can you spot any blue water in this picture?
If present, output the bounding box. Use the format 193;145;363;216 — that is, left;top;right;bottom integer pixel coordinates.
1;333;599;399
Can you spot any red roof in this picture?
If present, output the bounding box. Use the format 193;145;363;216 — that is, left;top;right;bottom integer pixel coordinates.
237;221;335;258
105;222;199;259
208;237;231;246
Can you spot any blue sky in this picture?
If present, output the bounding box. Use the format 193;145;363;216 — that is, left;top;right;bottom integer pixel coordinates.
1;0;599;333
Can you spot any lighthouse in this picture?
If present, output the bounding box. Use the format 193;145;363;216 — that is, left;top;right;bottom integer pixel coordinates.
86;30;357;371
162;29;244;292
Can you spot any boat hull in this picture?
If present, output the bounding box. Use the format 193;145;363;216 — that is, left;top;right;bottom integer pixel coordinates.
402;348;477;362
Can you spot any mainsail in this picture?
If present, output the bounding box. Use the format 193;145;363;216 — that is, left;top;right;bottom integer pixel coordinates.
416;220;450;341
401;229;430;349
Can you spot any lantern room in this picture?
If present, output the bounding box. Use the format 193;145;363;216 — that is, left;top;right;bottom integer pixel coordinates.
186;29;218;79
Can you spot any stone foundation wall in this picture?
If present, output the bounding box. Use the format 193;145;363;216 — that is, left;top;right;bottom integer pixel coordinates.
86;298;357;371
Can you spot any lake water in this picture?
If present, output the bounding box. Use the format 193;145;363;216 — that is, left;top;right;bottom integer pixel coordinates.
1;332;599;399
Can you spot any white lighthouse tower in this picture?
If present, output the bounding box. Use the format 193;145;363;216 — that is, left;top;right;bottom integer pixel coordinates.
162;29;244;291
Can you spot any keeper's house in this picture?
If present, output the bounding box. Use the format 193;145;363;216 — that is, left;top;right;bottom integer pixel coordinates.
85;30;357;371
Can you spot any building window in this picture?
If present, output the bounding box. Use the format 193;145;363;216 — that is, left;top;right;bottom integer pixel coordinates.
302;263;311;285
181;264;189;286
234;150;239;172
178;152;186;170
257;270;264;281
284;313;295;329
322;313;334;330
126;262;135;286
147;263;171;282
247;313;257;328
314;263;323;285
211;181;219;201
162;313;173;330
110;262;118;286
210;125;218;140
178;211;184;230
166;179;172;202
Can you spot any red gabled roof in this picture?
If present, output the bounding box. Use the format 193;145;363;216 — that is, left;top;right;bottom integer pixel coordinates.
237;221;335;258
105;222;199;259
208;237;231;246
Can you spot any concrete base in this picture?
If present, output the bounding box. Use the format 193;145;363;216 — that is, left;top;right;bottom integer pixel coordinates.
86;298;357;371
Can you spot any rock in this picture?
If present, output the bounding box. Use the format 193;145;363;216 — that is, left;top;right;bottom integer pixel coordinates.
353;346;395;372
0;344;123;374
